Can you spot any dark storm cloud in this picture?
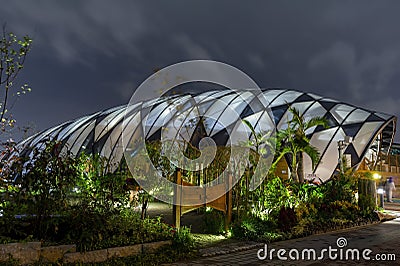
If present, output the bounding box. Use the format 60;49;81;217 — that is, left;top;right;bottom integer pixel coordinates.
0;0;399;141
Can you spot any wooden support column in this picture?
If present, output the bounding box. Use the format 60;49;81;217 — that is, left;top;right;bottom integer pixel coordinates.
173;169;182;229
225;174;233;232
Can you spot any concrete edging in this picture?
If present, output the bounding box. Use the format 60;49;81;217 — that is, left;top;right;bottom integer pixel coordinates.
0;240;172;264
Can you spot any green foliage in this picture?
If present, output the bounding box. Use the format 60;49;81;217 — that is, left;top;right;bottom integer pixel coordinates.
357;173;377;215
278;206;297;232
62;210;174;252
251;175;298;221
0;26;33;132
319;170;358;204
272;105;328;182
202;209;225;234
231;168;379;243
79;244;196;266
74;152;130;213
1;139;79;239
172;226;194;252
231;215;283;242
0;139;180;252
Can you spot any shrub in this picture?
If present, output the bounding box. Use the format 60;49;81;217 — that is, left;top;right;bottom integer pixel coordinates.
277;206;297;232
59;208;174;252
0;140;177;251
202;209;225;234
231;215;278;241
172;226;194;252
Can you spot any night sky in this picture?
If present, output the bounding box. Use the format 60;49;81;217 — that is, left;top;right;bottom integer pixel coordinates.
1;0;400;142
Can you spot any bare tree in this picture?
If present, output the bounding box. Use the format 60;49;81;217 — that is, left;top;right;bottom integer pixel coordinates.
0;24;33;135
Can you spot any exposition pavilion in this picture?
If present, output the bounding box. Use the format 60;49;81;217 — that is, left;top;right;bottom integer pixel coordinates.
14;88;399;199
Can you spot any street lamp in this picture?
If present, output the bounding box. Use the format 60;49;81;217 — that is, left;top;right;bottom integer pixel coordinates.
337;136;353;174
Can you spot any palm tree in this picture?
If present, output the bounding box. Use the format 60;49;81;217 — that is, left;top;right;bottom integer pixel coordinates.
274;106;328;183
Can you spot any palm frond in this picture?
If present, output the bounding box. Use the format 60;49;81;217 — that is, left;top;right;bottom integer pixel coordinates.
305;117;328;130
303;145;321;170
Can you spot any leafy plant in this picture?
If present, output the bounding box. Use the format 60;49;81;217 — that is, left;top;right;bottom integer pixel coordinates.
231;215;280;242
273;106;328;183
0;139;180;251
1;139;79;239
0;25;33;133
278;206;297;232
172;226;194;252
202;209;225;234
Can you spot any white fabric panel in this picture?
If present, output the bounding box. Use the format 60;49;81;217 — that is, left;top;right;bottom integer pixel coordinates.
147;96;191;137
375;112;392;120
237;91;255;104
270;90;302;107
304;102;327;135
343;109;371;125
121;112;141;151
68;121;96;156
307;93;323;100
302;152;313;179
144;101;170;127
331;104;355;124
15;137;33;150
262;90;285;103
29;125;63;148
277;101;314;130
193;92;223;115
193;90;218;102
253;111;275;134
256;91;271;107
107;145;124;172
321;98;339;102
101;122;123;163
99;105;124;116
165;106;199;143
314;128;346;181
211;98;248;135
235;111;263;136
144;112;155;139
353;122;383;157
61;121;92;155
15;88;395;183
202;90;232;101
204;97;234;134
123;103;140;116
58;114;98;141
94;109;125;141
309;127;339;158
48;126;64;140
142;97;163;108
196;100;214;114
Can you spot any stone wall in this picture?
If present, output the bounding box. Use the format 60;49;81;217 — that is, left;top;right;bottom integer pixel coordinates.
0;240;172;265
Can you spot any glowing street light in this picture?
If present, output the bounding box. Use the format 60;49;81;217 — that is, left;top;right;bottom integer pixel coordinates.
373;173;382;180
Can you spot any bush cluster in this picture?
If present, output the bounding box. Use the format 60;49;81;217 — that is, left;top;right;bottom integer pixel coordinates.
0;140;179;252
231;172;379;242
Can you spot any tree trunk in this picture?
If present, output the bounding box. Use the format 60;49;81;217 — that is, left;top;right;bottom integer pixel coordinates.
141;197;148;219
297;153;304;183
291;154;299;182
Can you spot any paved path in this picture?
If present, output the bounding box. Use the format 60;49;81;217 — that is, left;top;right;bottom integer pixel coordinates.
169;216;400;265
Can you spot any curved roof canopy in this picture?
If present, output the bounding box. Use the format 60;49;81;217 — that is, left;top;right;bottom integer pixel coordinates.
16;89;396;181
